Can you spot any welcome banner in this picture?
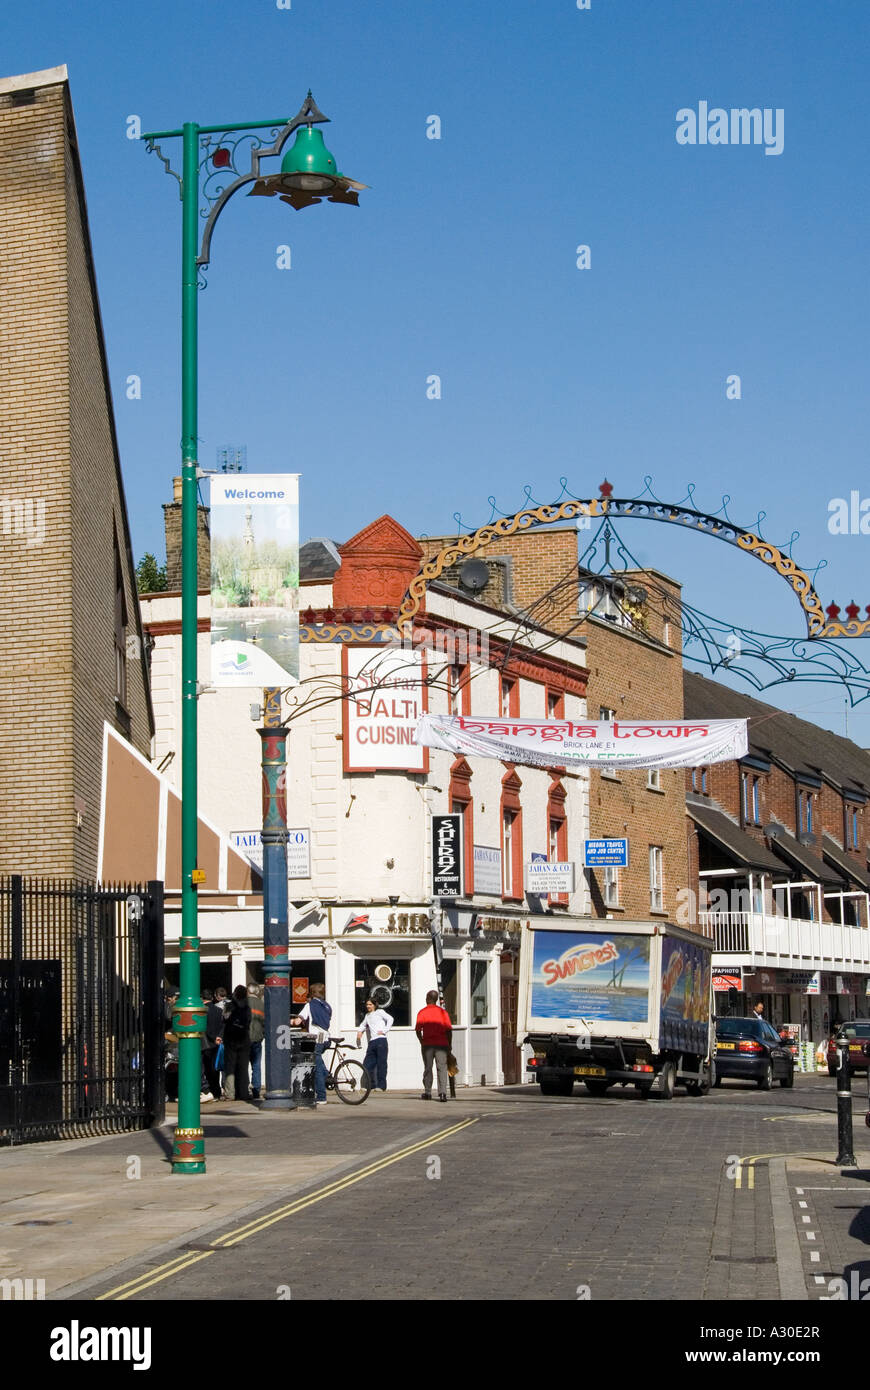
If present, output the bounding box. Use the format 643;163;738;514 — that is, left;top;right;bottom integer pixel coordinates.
416;714;748;770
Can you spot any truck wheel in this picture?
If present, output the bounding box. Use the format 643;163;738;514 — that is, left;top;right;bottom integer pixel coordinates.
657;1061;676;1100
758;1062;773;1091
584;1079;609;1096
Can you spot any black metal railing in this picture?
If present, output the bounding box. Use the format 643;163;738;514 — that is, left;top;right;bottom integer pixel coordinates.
0;876;164;1145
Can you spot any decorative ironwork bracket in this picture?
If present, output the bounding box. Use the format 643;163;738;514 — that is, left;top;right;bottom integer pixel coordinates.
398;490;870;642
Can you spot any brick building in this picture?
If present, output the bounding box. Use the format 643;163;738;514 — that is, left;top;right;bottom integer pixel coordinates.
683;671;870;1039
420;525;694;926
0;66;152;877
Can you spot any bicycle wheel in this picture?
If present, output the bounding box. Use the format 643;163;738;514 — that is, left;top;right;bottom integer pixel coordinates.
333;1059;371;1105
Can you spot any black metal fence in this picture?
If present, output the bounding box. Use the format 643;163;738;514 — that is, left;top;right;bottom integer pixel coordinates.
0;877;164;1146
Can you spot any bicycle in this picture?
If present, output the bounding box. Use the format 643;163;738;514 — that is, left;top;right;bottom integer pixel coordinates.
322;1036;371;1105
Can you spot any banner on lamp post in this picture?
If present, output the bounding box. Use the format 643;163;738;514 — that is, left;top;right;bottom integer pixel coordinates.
209;474;299;687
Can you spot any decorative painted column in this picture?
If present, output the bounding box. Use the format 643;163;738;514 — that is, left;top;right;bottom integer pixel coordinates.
229;941;247;990
259;687;292;1109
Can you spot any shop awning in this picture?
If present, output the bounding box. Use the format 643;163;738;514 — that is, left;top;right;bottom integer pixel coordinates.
688;799;783;872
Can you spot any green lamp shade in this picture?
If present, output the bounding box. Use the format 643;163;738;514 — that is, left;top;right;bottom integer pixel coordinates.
280;126;338;190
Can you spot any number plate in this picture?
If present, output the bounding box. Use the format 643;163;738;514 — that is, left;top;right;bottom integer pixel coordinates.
716;1042;736;1050
574;1066;605;1076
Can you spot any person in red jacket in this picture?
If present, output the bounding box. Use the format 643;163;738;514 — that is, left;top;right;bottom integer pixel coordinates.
415;990;453;1102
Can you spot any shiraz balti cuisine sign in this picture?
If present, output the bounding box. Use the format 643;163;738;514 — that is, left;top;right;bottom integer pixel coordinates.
416;715;748;769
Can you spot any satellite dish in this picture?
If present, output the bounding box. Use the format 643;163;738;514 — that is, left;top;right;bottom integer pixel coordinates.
458;558;489;593
763;823;781;839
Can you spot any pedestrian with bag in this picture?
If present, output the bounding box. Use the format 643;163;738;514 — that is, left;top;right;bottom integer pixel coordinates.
222;984;252;1102
415;990;453;1102
295;982;332;1107
356;997;393;1093
248;985;265;1099
204;987;227;1099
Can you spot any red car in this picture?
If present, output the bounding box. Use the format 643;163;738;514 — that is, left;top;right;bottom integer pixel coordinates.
826;1021;870;1077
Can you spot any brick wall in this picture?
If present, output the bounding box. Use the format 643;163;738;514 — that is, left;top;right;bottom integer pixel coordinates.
419;526;694;922
0;73;151;878
420;527;579;614
584;571;690;922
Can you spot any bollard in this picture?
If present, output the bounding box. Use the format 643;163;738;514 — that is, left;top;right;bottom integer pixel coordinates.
835;1045;857;1167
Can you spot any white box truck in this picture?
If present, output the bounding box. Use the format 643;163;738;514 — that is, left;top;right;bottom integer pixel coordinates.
518;919;714;1098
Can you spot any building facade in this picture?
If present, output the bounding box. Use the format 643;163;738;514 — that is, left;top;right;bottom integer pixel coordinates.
683;671;870;1040
141;511;593;1089
420;524;695;931
0;66;152;878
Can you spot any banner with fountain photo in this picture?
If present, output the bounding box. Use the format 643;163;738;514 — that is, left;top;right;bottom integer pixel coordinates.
209;475;299;687
529;930;651;1024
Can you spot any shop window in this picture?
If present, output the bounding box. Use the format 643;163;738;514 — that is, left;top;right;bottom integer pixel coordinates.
353;957;410;1027
470;957;489;1025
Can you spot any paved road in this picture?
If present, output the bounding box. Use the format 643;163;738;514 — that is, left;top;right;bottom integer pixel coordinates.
81;1073;870;1303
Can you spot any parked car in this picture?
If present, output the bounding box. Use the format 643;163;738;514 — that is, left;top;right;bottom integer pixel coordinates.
714;1016;795;1090
826;1021;870;1077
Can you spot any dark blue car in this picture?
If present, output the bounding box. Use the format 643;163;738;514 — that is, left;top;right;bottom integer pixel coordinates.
714;1016;795;1089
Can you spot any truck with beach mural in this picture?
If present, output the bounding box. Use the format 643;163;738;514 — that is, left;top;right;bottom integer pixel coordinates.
518;920;714;1098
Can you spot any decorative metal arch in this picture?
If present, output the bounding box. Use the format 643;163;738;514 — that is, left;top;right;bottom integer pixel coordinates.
397;490;870;641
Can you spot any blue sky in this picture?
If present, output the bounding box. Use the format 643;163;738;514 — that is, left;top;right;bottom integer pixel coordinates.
4;0;870;738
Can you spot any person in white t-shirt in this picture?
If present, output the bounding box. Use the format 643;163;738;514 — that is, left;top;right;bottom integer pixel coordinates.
356;998;393;1092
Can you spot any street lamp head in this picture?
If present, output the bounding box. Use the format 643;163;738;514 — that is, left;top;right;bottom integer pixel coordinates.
281;125;338;189
249;122;368;211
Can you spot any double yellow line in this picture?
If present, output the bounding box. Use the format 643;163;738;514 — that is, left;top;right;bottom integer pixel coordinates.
98;1117;478;1301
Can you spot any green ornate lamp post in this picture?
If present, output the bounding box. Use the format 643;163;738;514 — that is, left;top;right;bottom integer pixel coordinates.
143;93;365;1174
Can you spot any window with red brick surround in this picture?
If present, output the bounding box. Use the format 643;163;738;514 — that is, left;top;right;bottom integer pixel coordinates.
500;674;519;719
501;765;523;901
448;662;471;716
547;777;568;906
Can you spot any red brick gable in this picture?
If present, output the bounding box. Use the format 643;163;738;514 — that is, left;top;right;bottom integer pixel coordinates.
332;514;423;608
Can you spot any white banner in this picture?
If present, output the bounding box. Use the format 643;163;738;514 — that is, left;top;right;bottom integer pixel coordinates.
210;474;299;687
416;715;748;770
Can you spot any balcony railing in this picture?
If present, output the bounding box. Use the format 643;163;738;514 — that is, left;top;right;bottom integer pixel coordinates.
700;910;870;969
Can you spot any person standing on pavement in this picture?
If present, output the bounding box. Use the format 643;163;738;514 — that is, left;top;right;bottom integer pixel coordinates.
296;982;333;1107
222;985;251;1102
248;985;265;1100
415;990;452;1102
356;997;393;1093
